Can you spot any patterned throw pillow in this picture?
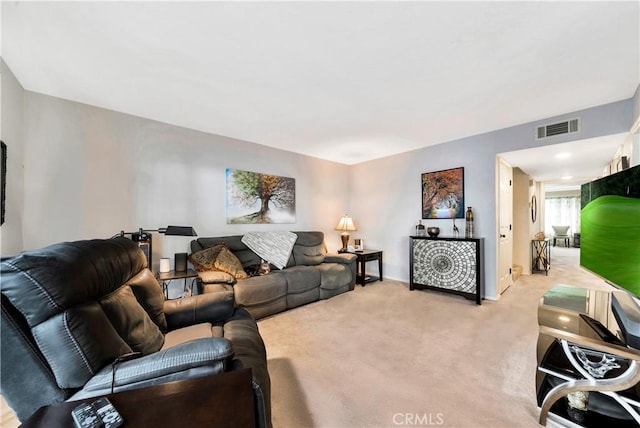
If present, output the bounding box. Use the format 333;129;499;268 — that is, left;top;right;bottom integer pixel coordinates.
189;244;248;280
215;247;248;279
189;244;225;271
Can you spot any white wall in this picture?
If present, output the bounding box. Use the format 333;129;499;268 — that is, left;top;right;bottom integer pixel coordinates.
0;60;25;255
349;99;633;299
20;92;350;270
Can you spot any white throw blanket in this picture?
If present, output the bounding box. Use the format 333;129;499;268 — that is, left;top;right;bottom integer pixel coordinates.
241;231;298;270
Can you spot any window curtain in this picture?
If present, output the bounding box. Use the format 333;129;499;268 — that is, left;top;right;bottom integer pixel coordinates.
544;196;581;237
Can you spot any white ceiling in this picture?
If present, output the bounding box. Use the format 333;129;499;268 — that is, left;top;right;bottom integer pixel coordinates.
2;1;639;172
499;132;629;191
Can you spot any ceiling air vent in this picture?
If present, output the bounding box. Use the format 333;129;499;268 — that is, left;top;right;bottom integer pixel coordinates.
536;118;580;139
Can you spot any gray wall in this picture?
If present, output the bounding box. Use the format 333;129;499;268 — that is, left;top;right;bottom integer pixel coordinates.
19;92;350;271
5;82;635;298
349;99;633;299
0;60;25;255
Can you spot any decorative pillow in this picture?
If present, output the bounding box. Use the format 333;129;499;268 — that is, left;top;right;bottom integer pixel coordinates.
189;244;248;280
215;247;248;279
198;270;236;284
189;244;226;272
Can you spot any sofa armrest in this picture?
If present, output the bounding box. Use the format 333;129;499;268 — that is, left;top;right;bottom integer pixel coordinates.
72;338;234;398
324;252;357;264
164;291;235;331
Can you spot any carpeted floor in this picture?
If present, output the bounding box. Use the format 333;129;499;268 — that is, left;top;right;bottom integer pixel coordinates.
0;246;612;427
258;246;611;427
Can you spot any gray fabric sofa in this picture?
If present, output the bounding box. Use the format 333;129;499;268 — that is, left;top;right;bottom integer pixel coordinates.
190;231;357;320
1;238;271;427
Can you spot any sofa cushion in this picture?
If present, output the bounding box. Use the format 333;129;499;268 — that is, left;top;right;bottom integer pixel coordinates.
234;273;287;307
287;289;320;309
292;232;326;266
190;244;248;280
291;244;325;266
127;269;167;332
198;271;236;284
99;285;164;354
201;283;234;294
316;263;353;290
280;266;321;294
161;322;214;350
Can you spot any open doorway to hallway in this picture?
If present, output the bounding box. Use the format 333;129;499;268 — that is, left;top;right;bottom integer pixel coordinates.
497;132;629;290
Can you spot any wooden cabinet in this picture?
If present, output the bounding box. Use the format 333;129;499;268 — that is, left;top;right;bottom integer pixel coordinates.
409;236;484;305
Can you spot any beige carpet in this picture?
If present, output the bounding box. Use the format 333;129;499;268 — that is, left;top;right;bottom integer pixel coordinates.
258;246;611;428
0;247;612;427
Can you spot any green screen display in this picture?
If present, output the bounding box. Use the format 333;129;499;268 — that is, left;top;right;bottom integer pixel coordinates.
580;165;640;297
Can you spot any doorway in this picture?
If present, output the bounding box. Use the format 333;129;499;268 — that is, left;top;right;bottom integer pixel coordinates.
497;133;629;290
496;156;513;295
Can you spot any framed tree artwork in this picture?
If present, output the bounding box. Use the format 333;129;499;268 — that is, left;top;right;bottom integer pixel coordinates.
421;167;464;219
226;168;296;224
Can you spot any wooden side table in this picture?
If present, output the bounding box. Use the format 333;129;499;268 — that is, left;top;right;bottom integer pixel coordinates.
21;369;256;428
156;269;198;299
341;249;383;286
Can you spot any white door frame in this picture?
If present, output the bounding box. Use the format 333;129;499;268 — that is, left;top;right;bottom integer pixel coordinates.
496;156;514;297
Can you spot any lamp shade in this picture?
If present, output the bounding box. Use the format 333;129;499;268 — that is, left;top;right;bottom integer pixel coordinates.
335;215;356;232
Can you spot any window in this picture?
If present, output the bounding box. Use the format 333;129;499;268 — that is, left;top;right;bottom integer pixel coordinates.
545;195;580;237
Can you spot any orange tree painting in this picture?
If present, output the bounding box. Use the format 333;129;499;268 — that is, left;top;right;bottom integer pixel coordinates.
226;169;296;224
421;167;464;219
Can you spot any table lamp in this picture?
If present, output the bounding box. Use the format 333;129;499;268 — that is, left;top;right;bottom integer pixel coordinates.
335;215;356;251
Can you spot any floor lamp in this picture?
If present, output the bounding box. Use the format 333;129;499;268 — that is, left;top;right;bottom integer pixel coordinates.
114;226;198;269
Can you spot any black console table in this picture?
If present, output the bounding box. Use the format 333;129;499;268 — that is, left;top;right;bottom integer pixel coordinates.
537;284;640;426
409;236;484;305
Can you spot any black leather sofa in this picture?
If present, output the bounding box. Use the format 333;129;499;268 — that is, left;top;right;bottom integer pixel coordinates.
0;237;271;427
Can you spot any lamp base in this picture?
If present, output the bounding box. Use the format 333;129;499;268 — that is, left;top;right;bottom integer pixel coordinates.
340;232;350;251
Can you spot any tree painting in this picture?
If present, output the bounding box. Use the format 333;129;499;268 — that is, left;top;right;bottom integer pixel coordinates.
226;169;296;224
421;167;464;219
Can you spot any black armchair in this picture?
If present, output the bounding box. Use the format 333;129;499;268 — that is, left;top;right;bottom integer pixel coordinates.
1;238;270;427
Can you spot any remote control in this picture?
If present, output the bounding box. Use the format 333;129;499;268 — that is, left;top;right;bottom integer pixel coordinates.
92;397;124;428
71;402;103;428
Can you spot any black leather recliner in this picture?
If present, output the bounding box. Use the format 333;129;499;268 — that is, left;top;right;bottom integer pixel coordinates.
0;237;271;427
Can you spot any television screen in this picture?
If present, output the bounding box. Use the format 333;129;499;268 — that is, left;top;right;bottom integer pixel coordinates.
580;164;640;297
581;164;640;348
